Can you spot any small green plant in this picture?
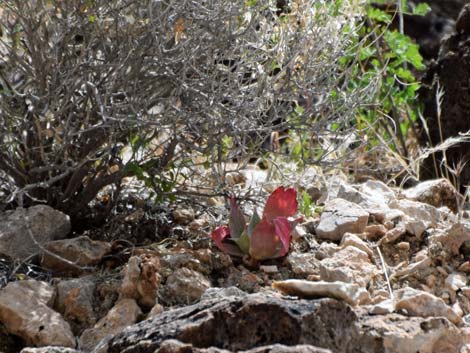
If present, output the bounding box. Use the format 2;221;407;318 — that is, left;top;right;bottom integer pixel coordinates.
342;1;430;157
298;190;314;217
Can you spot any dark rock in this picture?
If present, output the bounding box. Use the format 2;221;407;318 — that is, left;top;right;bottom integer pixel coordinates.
456;3;470;34
419;3;470;188
93;293;359;353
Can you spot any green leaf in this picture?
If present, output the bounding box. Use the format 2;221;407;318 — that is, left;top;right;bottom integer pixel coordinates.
367;7;392;23
236;232;251;254
247;209;261;237
412;3;431;16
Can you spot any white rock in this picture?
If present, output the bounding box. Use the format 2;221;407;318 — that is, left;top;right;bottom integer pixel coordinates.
316;198;369;241
403;178;459;212
272;279;370;306
340;233;373;258
319;246;378;287
402;216;427;238
362;314;463;353
389;199;440;228
259;265;278;274
367;298;394;315
20;348;81;353
395;287;462;325
445;273;468;291
391;257;432;281
0;280;76;347
360;180;396;204
431;222;470;255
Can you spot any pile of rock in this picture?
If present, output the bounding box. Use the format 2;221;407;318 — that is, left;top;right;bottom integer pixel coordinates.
0;174;469;352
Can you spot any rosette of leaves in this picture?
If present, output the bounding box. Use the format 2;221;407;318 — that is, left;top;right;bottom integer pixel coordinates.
211;187;298;260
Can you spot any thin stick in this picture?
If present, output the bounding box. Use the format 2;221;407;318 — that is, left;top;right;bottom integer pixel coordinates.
376;245;394;303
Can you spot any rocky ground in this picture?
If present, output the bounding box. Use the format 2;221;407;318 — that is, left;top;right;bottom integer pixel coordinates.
0;166;469;353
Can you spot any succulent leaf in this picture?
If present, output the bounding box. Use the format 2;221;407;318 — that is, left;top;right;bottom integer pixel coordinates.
247;209;261;237
236;232;250;254
229;196;246;239
210;225;245;256
272;217;291;256
249;218;279;260
263;187;298;222
210;225;230;250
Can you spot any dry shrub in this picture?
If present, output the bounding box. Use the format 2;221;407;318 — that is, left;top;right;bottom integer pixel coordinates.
0;0;372;220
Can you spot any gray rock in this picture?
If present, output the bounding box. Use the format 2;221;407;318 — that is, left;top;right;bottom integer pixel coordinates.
91;292;467;353
395;287;462;325
93;293;359;353
0;205;70;260
316;198;369;241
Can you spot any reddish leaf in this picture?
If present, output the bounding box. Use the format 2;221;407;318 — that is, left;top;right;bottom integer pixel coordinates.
249;218;279;260
263;187;298;222
211;225;230;251
272;217;291;257
210;225;245;256
229;196;245;239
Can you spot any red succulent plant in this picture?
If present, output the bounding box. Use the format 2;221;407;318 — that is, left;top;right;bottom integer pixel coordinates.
211;187;298;260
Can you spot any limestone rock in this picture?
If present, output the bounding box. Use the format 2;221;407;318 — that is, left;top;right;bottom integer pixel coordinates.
20;348;82;353
316;198;369;241
79;298;142;352
319;246;378;287
120;254;161;308
163;267;211;305
359;314;463;353
0;280;75;347
431;222;470;256
402;179;460;212
285;253;321;277
340;233;373;258
445;272;467;291
395;287;462;325
0;205;70;260
389;199;440;228
272;279;370;306
41;236;111;274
